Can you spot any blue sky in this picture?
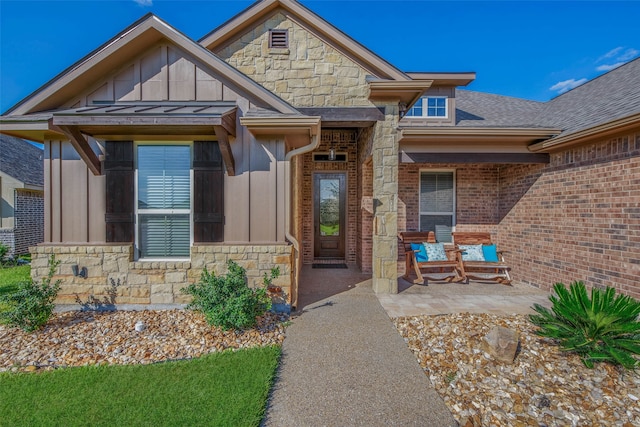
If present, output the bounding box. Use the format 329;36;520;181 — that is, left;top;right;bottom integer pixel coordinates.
1;0;639;113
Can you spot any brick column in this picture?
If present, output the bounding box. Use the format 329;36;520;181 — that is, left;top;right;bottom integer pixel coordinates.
372;103;399;294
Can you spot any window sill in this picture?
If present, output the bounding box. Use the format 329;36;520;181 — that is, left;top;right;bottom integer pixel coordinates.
130;260;192;270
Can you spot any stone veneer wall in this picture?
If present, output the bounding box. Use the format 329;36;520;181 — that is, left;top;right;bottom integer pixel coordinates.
215;12;372;107
371;104;399;293
497;131;640;299
30;244;293;305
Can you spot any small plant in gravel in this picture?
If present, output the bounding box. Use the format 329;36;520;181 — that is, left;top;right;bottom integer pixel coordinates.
181;260;273;330
530;281;640;369
0;255;61;332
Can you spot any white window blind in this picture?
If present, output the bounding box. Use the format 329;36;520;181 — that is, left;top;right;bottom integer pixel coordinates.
420;172;455;242
137;145;191;258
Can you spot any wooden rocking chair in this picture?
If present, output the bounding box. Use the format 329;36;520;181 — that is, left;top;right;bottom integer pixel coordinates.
452;232;512;285
398;231;464;285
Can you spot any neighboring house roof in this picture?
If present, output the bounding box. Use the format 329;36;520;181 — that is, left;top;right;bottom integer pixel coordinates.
539;56;640;138
455;90;547;128
0;135;44;187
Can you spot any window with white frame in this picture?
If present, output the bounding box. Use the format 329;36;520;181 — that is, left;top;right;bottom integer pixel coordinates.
419;171;455;243
406;96;448;118
136;144;191;258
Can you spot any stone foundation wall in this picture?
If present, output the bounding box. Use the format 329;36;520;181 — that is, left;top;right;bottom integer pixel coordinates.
30;244;293;306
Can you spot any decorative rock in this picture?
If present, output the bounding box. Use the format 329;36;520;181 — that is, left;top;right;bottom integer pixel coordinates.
0;310;288;373
481;325;520;364
394;313;640;427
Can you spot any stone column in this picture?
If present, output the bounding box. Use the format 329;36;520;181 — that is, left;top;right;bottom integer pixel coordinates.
371;103;399;294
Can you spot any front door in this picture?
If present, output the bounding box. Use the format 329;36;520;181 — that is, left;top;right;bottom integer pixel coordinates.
314;173;346;259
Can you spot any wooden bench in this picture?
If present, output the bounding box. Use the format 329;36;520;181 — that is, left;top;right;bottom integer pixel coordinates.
452;232;512;285
398;231;464;285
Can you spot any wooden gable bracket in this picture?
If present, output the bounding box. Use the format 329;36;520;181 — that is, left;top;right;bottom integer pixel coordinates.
214;125;235;177
55;124;102;175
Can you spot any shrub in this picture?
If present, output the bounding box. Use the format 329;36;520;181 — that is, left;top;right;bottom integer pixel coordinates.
0;243;9;266
0;255;61;332
530;281;640;369
181;260;273;330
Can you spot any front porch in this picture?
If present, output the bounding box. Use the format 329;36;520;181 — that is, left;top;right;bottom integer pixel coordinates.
295;263;550;316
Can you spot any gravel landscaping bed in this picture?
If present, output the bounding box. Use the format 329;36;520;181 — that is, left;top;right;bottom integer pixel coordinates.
0;309;287;373
394;312;640;427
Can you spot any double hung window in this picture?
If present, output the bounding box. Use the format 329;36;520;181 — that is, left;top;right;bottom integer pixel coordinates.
137;145;191;258
419;171;455;243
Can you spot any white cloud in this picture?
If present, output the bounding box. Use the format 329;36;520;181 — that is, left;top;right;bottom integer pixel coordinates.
618;48;639;61
550;78;588;94
596;62;626;72
598;47;623;61
595;47;639;72
133;0;152;6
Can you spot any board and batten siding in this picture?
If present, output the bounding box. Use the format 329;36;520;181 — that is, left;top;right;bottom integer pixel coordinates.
67;43;245;107
43;42;288;245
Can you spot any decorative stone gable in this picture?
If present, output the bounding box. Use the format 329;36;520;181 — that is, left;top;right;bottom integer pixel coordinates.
215;12;373;107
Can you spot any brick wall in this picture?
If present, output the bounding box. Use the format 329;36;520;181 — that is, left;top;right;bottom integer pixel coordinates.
497;131;640;298
398;163;500;232
30;243;293;306
301;130;358;264
14;189;44;255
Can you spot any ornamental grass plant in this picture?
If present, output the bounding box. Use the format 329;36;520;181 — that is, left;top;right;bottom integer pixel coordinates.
530;281;640;369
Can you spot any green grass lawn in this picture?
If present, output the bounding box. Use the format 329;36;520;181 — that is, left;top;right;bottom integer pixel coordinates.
0;264;30;296
0;346;281;427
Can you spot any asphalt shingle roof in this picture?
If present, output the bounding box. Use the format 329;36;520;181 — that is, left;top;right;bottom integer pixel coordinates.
455;90;547;128
453;57;640;138
540;57;640;136
0;135;44;187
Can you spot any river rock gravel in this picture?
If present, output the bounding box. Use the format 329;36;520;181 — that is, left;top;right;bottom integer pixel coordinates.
0;309;286;373
394;312;640;427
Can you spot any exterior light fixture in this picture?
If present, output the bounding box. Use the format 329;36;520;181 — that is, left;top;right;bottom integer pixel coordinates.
329;146;336;161
71;264;88;278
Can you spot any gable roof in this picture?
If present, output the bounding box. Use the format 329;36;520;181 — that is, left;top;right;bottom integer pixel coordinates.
3;14;299;117
0;135;44;187
200;0;409;81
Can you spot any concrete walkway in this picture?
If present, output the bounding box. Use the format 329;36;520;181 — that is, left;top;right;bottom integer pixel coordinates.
263;273;457;426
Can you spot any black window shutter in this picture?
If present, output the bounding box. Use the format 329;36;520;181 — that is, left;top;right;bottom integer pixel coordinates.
193;141;224;242
104;141;134;242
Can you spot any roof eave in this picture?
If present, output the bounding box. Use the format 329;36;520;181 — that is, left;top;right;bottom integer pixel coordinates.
406;72;476;86
368;80;434;107
529;112;640;152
